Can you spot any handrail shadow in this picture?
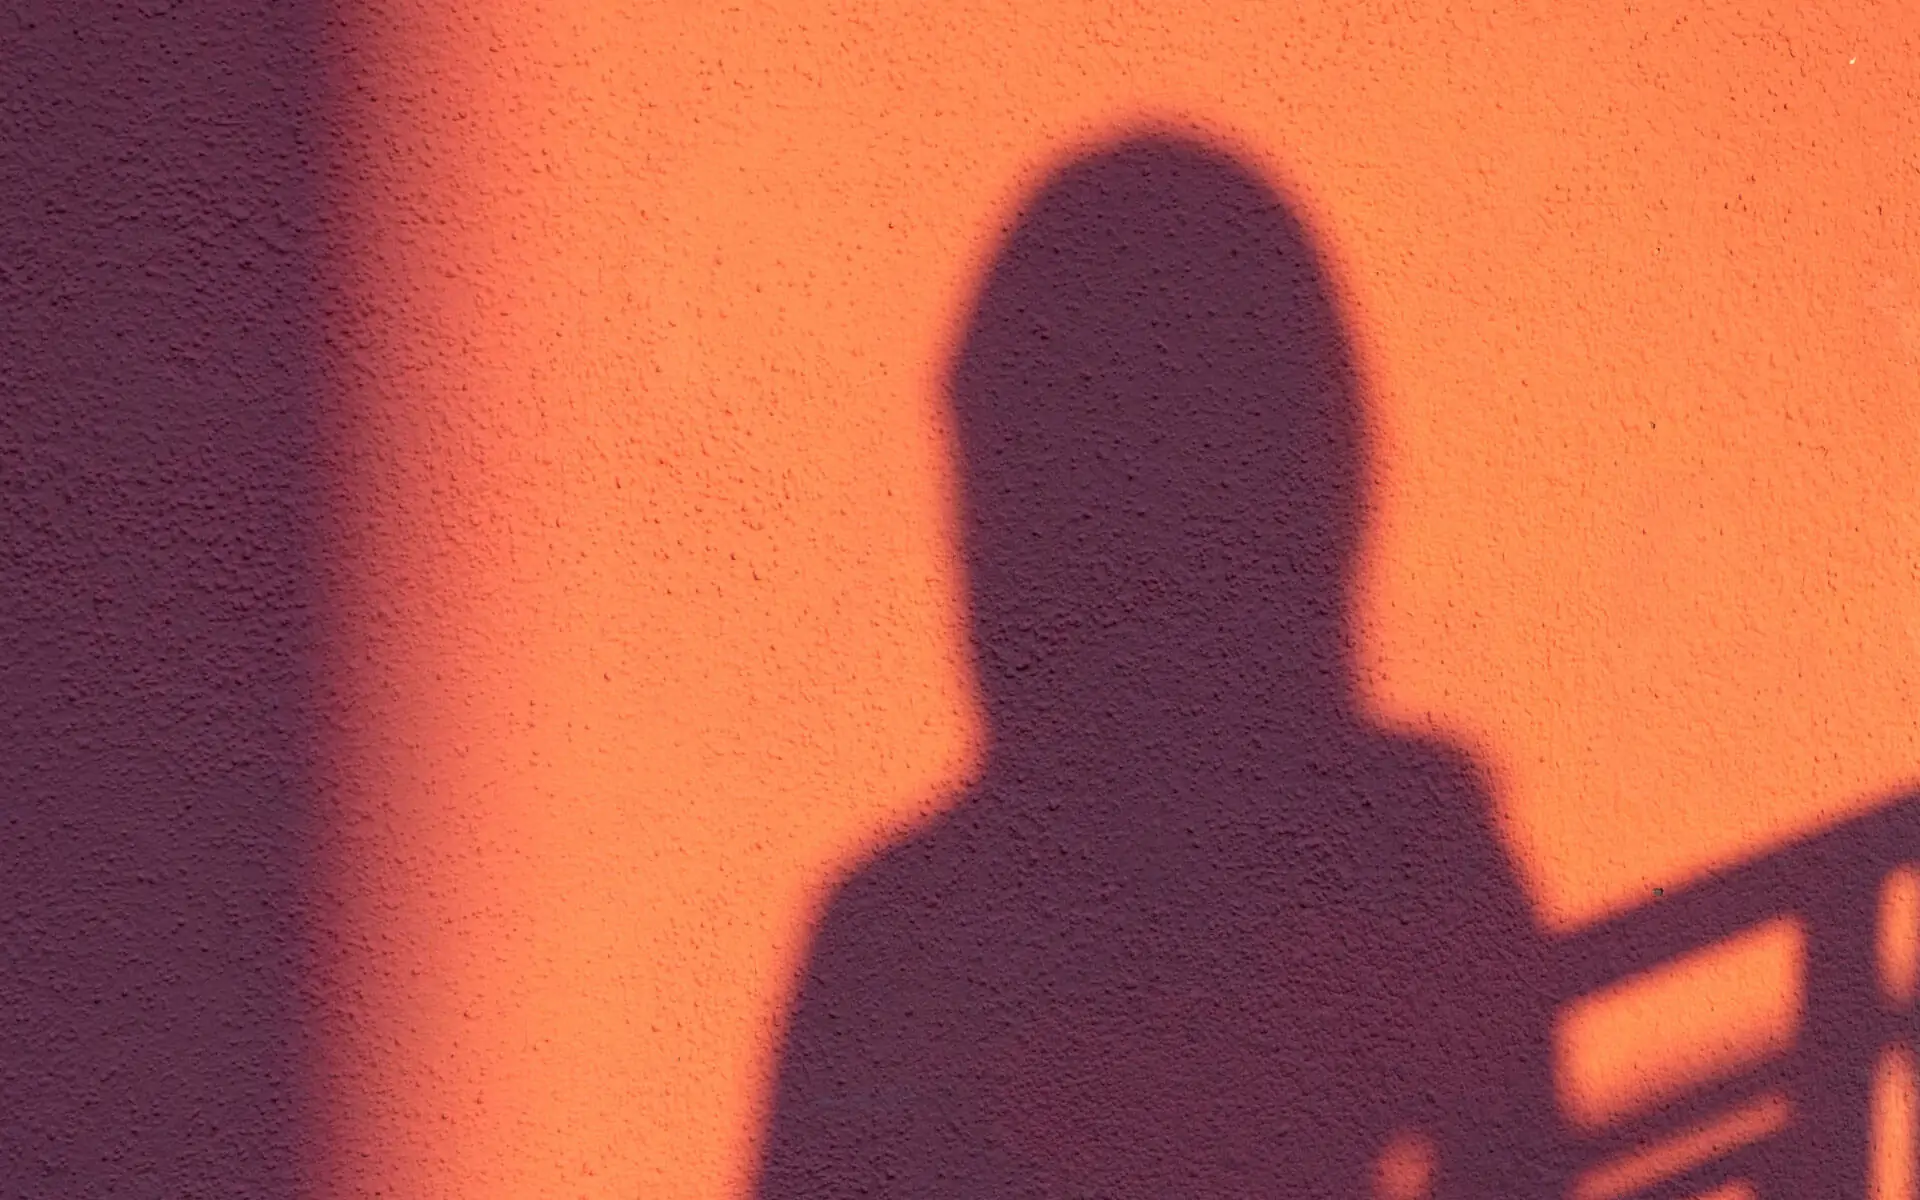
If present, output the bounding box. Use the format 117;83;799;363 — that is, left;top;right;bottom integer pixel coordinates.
1551;789;1920;1200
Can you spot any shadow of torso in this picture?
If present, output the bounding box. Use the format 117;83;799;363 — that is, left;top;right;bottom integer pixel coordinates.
764;736;1557;1200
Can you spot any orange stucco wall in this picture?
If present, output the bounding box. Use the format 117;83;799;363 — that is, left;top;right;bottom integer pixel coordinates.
320;3;1920;1196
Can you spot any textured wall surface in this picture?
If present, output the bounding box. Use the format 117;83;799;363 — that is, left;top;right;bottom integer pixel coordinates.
2;1;325;1194
6;2;1920;1198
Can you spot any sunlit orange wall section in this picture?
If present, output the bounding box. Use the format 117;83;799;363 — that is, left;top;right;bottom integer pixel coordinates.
324;2;1920;1197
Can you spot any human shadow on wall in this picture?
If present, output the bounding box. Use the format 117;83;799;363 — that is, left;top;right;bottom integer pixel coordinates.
755;135;1567;1200
756;132;1920;1200
1;2;322;1194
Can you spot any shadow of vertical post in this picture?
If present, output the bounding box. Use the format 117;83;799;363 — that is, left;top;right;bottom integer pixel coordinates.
1797;835;1881;1200
1;2;324;1194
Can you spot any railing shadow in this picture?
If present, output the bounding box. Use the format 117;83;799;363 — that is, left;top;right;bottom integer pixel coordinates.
1552;790;1920;1200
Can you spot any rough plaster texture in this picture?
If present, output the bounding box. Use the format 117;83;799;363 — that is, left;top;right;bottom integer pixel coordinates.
7;2;1920;1199
3;1;324;1193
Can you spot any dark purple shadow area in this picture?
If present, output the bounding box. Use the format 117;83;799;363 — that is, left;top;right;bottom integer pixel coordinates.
2;2;323;1193
755;136;1567;1199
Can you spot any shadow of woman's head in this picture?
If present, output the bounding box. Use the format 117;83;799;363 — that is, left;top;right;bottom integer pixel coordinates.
949;134;1368;760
